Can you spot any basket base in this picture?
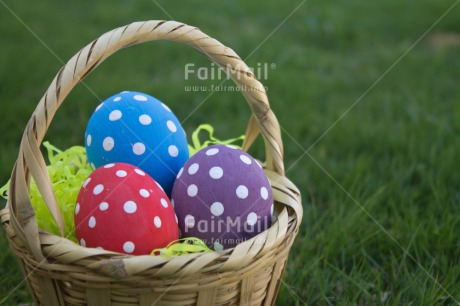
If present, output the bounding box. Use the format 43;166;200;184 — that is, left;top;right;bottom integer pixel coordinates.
2;208;297;306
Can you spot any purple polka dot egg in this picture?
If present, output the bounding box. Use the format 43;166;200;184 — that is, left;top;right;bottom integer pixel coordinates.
85;91;189;195
171;144;273;251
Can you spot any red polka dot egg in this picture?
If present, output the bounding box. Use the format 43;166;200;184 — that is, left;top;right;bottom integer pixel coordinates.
171;145;273;251
75;163;179;255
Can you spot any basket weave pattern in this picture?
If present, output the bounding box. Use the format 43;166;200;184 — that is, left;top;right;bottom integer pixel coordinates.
1;20;302;306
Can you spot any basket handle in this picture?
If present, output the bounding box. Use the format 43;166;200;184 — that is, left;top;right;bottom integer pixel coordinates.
8;20;285;260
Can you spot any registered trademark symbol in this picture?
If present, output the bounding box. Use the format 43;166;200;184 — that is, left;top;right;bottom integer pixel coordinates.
270;63;276;69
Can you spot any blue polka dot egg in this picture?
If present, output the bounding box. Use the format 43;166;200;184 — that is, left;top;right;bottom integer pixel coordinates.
85;91;189;195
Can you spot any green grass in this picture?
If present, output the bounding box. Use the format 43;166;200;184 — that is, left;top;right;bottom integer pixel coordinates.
1;0;460;304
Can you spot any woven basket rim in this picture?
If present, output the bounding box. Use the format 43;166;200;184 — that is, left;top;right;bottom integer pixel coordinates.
2;165;301;278
1;201;298;279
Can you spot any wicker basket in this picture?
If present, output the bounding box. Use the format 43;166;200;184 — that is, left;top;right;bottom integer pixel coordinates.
1;20;302;306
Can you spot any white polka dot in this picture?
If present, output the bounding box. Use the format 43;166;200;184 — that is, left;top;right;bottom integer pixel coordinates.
168;145;179;157
171;199;175;208
139;114;152;125
113;96;121;102
86;134;92;147
247;212;258;226
226;145;237;149
123;241;135;253
96;103;103;111
139;189;150;198
206;148;219;156
135;169;145;176
177;167;184;178
80;238;86;247
99;202;109;211
90;163;96;170
210;202;224;216
240;155;252;165
93;184;104;195
116;170;127;177
166;120;177;132
161;103;171;112
154;216;162;228
83;177;91;188
109;110;122;121
188;163;199;175
133;143;146;155
271;204;274;217
160;198;168;208
123;201;137;213
236;185;248;199
104;163;115;168
103;137;114;151
88;216;96;228
209;167;223;179
134;94;147;101
214;241;224;251
75;203;80;215
261;187;269;200
185;215;195;228
187;184;198;197
121;91;130;93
